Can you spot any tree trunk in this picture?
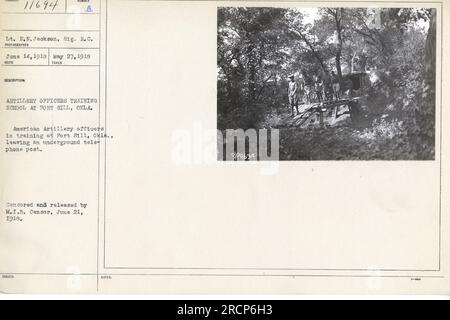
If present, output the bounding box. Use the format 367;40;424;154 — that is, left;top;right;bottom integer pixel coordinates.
415;9;436;159
334;9;344;85
424;10;436;87
336;53;343;83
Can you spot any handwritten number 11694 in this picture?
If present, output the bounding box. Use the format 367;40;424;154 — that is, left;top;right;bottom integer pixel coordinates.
24;0;59;12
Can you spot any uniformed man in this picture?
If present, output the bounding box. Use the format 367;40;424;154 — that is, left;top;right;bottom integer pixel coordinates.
288;74;299;116
331;71;341;101
303;75;314;104
314;75;324;103
323;72;333;102
298;73;305;103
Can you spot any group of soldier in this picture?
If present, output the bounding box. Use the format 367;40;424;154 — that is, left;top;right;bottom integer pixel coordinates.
288;71;342;116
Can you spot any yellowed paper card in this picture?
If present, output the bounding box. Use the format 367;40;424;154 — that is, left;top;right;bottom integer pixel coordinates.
0;0;448;294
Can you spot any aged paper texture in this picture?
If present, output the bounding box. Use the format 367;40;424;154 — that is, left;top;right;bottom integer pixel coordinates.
0;0;449;294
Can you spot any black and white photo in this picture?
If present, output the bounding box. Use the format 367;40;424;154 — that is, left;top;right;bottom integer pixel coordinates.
217;7;437;160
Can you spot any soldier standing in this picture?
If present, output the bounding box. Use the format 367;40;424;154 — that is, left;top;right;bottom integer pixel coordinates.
298;74;305;104
323;72;333;102
314;75;324;103
288;74;299;116
331;71;341;101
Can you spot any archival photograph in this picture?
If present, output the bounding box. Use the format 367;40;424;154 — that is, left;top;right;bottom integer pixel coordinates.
217;7;437;160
